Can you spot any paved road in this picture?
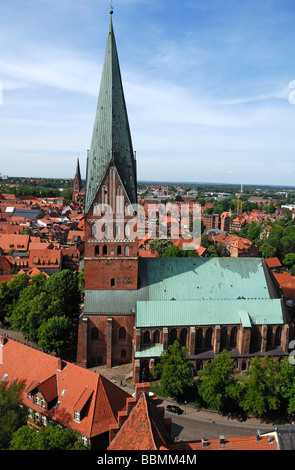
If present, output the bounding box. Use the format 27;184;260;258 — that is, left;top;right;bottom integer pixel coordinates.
169;413;272;441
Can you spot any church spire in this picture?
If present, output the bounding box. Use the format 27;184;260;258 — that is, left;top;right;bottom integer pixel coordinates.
85;11;137;215
75;157;81;181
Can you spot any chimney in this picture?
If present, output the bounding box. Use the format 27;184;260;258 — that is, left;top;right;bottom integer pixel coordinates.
219;435;226;446
135;382;150;401
57;358;66;371
201;438;208;448
0;335;8;346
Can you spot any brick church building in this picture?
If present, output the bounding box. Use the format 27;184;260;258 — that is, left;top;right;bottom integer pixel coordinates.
76;11;293;382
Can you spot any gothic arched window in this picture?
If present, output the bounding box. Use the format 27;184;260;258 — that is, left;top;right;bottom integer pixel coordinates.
153;330;160;344
119;327;126;341
143;330;150;345
179;328;187;347
91;327;99;341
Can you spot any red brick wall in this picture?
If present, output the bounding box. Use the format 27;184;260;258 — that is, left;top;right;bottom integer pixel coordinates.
84;258;138;290
77;314;135;367
84;164;138;290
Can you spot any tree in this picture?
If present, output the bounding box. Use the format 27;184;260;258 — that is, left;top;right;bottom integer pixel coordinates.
283;253;295;267
197;349;242;412
9;281;46;334
0;381;27;450
259;241;277;259
149;239;174;256
161;246;199;258
45;270;80;317
247;222;262;242
26;292;65;342
38;315;77;357
277;358;295;415
153;341;194;401
10;424;88;450
240;357;280;417
78;268;85;298
0;281;11;324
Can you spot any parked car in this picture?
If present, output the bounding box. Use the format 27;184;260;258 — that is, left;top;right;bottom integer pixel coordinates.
165;405;183;415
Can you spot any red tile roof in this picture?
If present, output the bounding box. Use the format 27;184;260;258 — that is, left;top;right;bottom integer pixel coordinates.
164;434;277;450
265;257;282;268
0;336;130;440
108;385;173;451
0;234;30;253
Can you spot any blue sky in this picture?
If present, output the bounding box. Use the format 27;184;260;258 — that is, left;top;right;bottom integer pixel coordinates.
0;0;295;186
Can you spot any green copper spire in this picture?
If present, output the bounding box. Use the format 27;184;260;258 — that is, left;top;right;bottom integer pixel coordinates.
85;12;137;215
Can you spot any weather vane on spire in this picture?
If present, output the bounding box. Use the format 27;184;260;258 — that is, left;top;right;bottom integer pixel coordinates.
110;1;113;14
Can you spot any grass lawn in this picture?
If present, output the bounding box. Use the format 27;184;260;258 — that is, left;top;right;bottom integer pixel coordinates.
149;381;168;398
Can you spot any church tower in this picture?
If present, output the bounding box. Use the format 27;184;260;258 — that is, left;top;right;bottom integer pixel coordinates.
77;10;138;368
84;10;138;292
72;157;82;203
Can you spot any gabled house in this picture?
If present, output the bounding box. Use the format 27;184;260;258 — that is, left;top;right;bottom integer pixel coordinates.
0;234;30;254
108;383;173;450
0;336;131;449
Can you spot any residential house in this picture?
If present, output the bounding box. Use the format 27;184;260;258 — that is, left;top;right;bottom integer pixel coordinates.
0;335;130;450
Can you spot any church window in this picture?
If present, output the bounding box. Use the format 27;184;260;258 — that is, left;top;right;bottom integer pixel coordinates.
111;278;115;287
119;327;126;341
143;330;150;345
114;224;120;238
267;326;273;348
205;328;213;349
102;224;108;237
125;223;130;237
249;326;261;353
169;328;177;345
125;246;129;256
94;245;100;256
116;187;124;215
195;328;203;351
274;326;282;347
91;224;97;238
230;327;237;348
91;327;99;341
153;330;160;344
117;245;122;256
179;328;187;347
103;245;107;255
220;327;227;349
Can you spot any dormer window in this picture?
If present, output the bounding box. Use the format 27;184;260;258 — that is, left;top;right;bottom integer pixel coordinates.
74;410;81;422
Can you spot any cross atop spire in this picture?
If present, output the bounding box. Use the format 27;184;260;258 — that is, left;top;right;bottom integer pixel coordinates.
85;12;137;215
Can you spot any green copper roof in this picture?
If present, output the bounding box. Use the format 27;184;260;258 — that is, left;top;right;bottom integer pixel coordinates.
134;344;164;359
135;299;284;328
142;257;273;301
85;14;137;214
84;258;280;317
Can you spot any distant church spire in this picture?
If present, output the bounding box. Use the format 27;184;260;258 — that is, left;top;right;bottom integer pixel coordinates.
75;157;81;181
85;10;137;215
73;156;82;203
